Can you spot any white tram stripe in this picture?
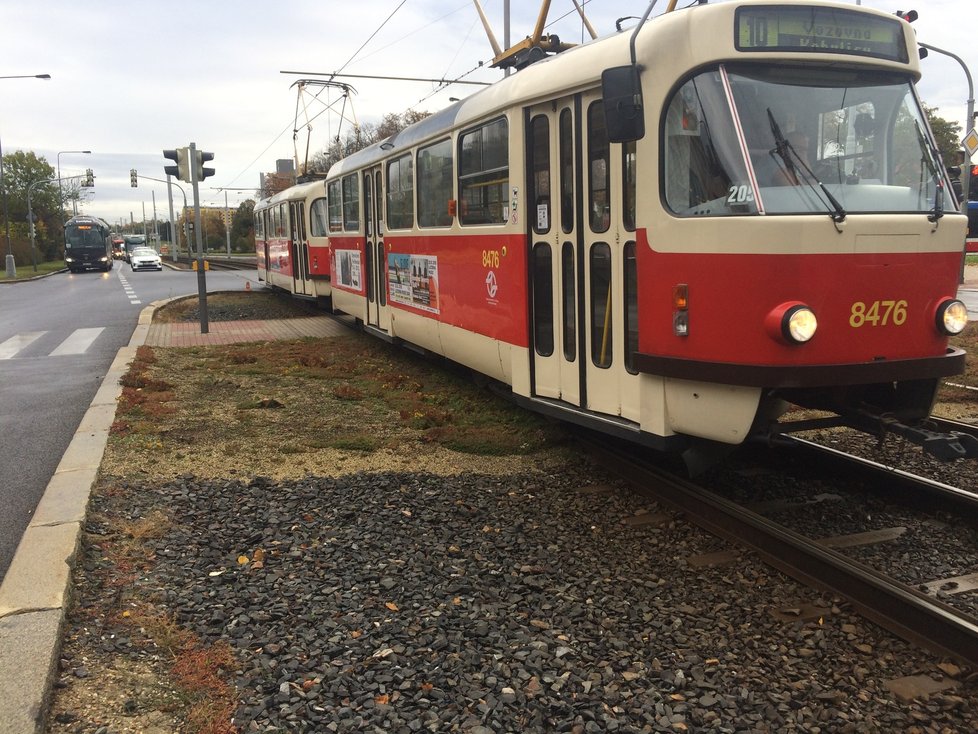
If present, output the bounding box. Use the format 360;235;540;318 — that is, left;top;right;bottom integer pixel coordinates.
49;327;105;356
0;332;46;360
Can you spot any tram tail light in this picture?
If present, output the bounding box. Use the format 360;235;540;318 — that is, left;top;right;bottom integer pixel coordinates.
673;284;689;337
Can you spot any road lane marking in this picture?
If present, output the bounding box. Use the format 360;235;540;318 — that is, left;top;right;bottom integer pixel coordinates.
117;269;142;304
49;327;106;356
0;332;46;360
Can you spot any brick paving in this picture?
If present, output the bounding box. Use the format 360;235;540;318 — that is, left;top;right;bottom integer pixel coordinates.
145;316;349;347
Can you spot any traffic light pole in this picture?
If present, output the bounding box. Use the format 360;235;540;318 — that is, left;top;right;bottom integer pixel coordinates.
190;142;209;334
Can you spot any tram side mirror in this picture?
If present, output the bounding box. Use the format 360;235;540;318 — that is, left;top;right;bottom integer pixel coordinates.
602;65;645;143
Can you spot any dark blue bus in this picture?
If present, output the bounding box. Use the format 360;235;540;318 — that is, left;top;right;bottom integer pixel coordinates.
64;215;113;273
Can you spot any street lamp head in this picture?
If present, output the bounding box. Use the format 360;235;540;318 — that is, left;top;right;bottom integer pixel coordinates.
36;74;51;79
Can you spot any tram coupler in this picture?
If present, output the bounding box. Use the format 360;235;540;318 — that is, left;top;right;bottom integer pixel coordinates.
854;411;978;461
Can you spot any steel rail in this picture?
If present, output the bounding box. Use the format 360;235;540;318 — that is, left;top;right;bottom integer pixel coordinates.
780;436;978;523
581;432;978;667
929;416;978;441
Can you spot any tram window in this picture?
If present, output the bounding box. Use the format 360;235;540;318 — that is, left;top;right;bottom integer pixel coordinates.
532;243;554;357
587;103;610;234
663;74;748;216
342;174;360;231
387;154;414;230
271;204;284;238
559;109;574;234
623;141;637;231
375;173;383;233
590;242;613;369
561;242;576;362
529;115;551;235
327;180;343;232
418;139;453;228
459;117;509;225
623;242;638;375
254;213;263;240
310;197;329;237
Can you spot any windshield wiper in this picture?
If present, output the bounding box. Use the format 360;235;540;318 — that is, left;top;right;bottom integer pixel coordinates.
767;109;846;224
915;120;944;222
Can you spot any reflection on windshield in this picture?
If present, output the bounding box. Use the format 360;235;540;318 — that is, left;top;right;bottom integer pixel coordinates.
65;228;106;249
664;64;945;217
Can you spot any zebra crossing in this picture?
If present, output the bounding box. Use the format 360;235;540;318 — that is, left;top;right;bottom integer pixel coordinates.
0;327;106;360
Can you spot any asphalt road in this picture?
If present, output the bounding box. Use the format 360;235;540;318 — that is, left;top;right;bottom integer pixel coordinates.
0;262;260;582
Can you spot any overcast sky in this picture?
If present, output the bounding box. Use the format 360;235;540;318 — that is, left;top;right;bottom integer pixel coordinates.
1;0;973;227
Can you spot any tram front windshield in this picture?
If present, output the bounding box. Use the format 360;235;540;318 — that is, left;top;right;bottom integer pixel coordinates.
664;64;945;217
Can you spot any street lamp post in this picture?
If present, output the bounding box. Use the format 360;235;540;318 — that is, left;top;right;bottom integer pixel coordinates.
210;187;256;257
918;42;975;282
57;150;91;232
2;73;50;278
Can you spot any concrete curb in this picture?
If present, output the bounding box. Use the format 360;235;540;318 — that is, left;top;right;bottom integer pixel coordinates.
0;300;160;733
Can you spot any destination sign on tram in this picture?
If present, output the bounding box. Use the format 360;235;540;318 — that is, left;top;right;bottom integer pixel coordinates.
736;6;908;63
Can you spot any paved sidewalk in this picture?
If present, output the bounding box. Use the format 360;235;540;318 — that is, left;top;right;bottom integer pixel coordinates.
145;315;349;346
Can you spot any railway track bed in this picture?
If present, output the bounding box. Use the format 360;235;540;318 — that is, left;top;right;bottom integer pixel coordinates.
47;328;978;732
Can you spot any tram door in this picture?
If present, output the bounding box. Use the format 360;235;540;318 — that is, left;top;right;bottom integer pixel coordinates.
526;93;640;423
290;201;312;296
364;167;390;331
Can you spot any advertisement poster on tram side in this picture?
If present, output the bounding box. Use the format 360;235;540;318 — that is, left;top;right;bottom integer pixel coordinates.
388;253;440;314
335;249;361;291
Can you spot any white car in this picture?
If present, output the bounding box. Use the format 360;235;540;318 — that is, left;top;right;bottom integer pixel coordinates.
130;247;163;272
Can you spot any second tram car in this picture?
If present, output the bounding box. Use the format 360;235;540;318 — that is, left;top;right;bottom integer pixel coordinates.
255;180;332;303
261;0;975;465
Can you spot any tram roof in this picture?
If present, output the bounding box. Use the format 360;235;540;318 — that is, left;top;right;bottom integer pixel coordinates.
326;0;920;178
257;179;327;210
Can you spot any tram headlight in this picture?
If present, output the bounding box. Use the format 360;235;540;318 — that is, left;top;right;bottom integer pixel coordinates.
785;306;817;343
765;302;817;345
936;298;968;335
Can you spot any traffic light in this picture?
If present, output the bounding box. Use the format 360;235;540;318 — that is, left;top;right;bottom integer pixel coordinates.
195;150;215;181
163;147;191;183
83;169;94;187
130;169;138;187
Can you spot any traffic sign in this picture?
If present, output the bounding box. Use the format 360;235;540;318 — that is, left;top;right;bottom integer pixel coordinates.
963;129;978;159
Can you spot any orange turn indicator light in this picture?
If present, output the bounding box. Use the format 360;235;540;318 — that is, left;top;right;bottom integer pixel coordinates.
672;284;688;310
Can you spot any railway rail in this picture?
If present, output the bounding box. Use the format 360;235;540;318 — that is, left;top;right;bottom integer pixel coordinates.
170;254;257;271
580;430;978;668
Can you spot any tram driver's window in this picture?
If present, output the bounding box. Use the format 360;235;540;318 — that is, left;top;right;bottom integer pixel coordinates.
663;73;749;216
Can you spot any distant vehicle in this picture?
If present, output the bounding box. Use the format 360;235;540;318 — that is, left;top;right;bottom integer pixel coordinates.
64;215;113;273
129;246;163;272
111;235;125;259
123;234;147;262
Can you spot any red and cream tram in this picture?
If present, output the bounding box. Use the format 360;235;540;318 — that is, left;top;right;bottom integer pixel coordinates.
255;180;332;303
267;0;975;464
